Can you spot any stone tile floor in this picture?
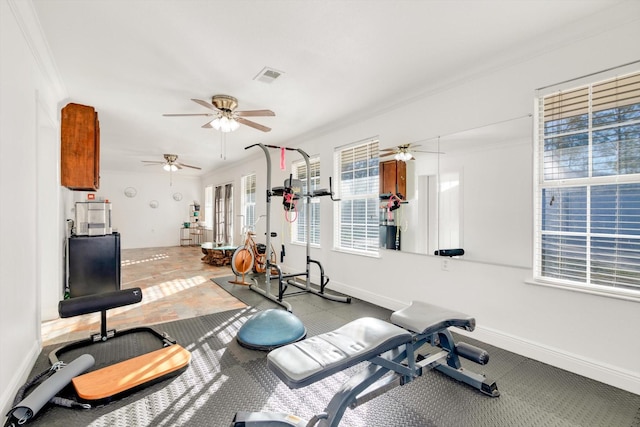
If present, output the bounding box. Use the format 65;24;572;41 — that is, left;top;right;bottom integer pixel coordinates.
41;245;244;346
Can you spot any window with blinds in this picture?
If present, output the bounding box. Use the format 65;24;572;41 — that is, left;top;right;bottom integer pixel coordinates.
334;139;380;254
204;185;213;229
292;158;320;246
241;174;257;232
212;184;233;244
535;70;640;294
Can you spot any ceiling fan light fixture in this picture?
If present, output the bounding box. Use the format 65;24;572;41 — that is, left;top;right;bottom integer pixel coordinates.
210;114;239;132
395;151;412;162
163;164;178;172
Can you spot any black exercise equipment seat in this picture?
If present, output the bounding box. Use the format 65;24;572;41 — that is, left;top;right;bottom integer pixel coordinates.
49;288;178;365
48;288;191;404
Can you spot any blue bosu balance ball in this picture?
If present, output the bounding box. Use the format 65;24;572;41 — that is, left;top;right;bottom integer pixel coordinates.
237;309;307;351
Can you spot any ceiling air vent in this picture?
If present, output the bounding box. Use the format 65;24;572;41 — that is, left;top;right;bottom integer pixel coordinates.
253;67;283;84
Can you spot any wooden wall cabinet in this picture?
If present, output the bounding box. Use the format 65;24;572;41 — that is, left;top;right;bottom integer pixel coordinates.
379;160;406;198
61;103;100;190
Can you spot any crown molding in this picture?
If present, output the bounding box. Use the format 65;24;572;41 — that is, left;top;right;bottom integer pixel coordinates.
7;0;67;101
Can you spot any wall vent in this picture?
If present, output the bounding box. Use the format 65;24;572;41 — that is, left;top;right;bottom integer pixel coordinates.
253;67;283;84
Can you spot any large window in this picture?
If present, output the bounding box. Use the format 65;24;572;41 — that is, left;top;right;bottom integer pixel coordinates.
213;184;233;244
241;173;257;232
204;185;213;229
535;70;640;296
291;157;321;246
334;139;379;255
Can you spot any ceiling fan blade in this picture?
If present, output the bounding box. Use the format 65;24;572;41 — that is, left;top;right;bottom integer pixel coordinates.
141;160;165;164
177;162;202;170
380;148;398;152
201;121;213;128
175;164;183;170
235;109;275;117
191;98;218;111
379;152;397;157
413;150;444;154
163;113;214;117
236;117;271;132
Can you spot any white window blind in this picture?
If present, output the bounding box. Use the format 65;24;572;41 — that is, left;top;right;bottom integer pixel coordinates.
204;185;213;229
214;185;224;242
213;184;233;244
535;70;640;294
292;158;320;246
242;174;256;232
334;139;379;254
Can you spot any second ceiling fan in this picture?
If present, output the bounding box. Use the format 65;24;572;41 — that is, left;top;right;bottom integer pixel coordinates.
163;94;274;132
141;154;201;171
380;143;441;162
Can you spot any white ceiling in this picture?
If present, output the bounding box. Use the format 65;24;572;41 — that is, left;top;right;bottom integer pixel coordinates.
32;0;626;176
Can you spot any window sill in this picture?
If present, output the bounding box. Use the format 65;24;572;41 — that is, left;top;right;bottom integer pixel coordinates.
331;247;380;259
525;277;640;303
290;241;320;249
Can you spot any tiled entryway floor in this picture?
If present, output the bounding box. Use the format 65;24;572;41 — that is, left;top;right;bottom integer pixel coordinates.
41;245;244;346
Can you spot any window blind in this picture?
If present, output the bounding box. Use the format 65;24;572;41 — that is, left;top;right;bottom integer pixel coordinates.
536;70;640;293
335;139;379;254
242;174;256;231
204;185;213;229
224;183;233;244
292;158;320;245
214;185;223;242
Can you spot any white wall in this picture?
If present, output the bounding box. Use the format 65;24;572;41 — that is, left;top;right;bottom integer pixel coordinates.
72;170;202;249
204;3;640;394
1;0;66;417
309;10;640;393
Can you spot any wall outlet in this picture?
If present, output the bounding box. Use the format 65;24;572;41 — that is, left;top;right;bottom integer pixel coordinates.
441;258;450;271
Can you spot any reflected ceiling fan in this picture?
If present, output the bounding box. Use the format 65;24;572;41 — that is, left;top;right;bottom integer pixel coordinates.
380;143;441;162
141;154;201;171
163;94;274;132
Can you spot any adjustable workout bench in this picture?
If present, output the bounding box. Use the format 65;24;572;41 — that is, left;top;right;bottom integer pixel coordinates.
233;301;499;427
50;288;191;403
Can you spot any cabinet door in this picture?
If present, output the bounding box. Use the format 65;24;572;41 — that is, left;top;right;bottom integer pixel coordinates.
61;103;100;190
380;160;406;197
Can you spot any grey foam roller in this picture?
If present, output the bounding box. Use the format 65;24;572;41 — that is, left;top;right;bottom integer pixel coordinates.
7;354;94;423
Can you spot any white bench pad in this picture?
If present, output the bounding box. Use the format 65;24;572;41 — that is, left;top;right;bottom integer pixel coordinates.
267;317;412;389
390;301;475;334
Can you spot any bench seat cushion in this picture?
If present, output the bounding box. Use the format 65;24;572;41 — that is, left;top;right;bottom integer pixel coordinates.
390;300;475;334
267;317;412;389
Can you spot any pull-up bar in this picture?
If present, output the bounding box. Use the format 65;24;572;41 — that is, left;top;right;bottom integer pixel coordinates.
244;143;350;308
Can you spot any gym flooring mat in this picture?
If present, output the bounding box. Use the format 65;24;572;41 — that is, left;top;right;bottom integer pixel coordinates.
18;275;640;426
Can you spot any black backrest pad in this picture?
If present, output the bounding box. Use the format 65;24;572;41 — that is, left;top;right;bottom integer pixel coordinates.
58;288;143;318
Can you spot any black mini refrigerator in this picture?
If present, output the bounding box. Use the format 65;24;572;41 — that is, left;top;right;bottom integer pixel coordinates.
68;232;121;298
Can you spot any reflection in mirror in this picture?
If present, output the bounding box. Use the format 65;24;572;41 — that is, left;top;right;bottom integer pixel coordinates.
381;114;533;268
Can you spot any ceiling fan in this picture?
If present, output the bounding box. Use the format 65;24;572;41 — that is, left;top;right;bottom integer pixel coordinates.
380;143;441;162
163;94;275;132
141;154;201;171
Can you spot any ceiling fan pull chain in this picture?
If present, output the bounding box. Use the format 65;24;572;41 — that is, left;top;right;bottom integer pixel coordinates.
220;133;227;160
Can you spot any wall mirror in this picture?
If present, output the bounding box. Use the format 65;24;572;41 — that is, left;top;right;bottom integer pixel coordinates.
380;114;533;268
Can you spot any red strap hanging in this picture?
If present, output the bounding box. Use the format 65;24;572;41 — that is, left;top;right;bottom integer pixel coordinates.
280;147;286;170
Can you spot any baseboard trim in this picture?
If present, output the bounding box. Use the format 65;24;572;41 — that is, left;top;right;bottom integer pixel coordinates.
328;280;406;311
1;339;42;423
464;326;640;395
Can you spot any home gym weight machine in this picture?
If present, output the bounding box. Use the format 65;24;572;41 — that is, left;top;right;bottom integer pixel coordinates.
245;143;351;310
